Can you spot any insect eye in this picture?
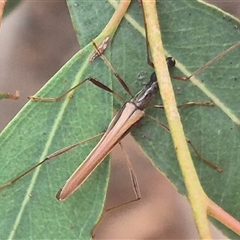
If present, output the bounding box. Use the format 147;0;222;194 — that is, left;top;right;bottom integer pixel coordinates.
166;57;176;68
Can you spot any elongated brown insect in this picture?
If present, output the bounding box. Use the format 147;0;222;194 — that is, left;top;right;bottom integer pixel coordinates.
0;57;177;200
2;22;237;201
2;36;233;199
56;57;176;200
0;51;222;200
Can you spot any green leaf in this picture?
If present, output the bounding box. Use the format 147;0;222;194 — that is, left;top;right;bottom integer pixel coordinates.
0;0;240;239
0;42;112;239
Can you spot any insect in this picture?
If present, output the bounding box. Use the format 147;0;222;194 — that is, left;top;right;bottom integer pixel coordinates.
56;57;176;200
0;56;176;199
0;2;239;239
1;5;239;203
0;40;226;200
1;38;237;240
